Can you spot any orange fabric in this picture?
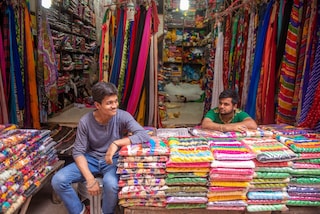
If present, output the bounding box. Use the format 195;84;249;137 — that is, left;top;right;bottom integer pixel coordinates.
25;7;40;128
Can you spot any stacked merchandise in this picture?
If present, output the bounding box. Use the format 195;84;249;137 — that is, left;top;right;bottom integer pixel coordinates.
165;137;213;209
277;134;320;207
242;137;297;212
0;124;58;213
117;137;170;208
207;138;256;211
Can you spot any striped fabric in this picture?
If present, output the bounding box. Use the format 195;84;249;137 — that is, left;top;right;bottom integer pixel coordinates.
277;0;304;125
298;31;320;129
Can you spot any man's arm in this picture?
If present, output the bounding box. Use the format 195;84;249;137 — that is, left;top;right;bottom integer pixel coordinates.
201;117;257;132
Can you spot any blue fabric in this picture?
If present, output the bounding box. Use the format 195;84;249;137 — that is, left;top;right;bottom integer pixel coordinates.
8;6;24;110
51;154;119;214
110;9;125;86
245;0;274;119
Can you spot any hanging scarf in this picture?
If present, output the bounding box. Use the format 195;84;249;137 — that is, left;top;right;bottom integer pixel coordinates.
223;15;231;89
110;8;125;86
24;5;40;128
211;22;224;109
277;0;304;125
294;1;313;121
299;0;318;124
99;8;111;81
241;11;256;110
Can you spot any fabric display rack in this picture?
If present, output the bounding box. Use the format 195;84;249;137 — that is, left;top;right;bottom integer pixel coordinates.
117;125;320;213
0;124;63;214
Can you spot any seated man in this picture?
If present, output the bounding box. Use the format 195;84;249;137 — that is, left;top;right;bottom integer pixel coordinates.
201;89;257;132
51;82;150;214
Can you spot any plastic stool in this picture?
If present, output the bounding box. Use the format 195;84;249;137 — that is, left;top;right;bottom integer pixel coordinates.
77;178;103;214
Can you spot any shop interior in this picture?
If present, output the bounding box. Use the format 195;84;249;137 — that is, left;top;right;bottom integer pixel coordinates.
1;0;320;213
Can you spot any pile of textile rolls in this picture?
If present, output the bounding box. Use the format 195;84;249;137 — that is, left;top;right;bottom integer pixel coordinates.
243;137;297;212
165;137;213;209
0;124;58;214
208;138;256;211
117;136;170;207
277;134;320;206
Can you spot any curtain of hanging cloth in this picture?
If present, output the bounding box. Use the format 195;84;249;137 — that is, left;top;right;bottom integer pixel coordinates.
210;22;224;109
256;1;278;125
228;15;238;89
277;0;304;125
121;7;144;108
126;7;151;115
24;5;40;128
245;0;273;119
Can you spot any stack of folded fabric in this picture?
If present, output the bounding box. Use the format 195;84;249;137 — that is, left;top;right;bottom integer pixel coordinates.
277;134;320;207
165;137;213;209
117;137;170;208
0;125;58;213
207;138;256;211
242;137;296;212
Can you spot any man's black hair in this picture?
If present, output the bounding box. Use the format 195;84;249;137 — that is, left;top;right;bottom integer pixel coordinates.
92;82;118;103
219;89;239;105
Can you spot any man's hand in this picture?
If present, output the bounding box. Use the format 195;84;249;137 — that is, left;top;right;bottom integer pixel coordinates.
105;142;118;164
86;179;101;196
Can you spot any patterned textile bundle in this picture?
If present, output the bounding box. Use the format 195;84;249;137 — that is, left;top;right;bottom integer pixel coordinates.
207;139;255;211
0;125;58;213
277;134;320;206
242;137;291;212
117;136;169;208
259;124;311;136
165;137;212;209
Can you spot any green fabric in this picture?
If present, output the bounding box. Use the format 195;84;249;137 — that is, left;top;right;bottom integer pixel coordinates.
204;107;250;124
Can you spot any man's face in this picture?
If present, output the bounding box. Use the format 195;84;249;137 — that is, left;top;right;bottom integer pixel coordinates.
95;95;119;117
218;98;236;115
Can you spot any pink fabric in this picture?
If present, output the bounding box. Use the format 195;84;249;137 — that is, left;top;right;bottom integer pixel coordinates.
126;8;151;115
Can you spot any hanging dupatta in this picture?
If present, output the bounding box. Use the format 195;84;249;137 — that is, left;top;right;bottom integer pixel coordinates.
24;5;40;128
110;8;125;86
277;0;304;125
245;0;273;119
299;0;318;124
37;6;58;119
99;8;111;81
223;15;231;89
126;7;151;115
0;26;8;124
211;22;224;109
241;11;256;110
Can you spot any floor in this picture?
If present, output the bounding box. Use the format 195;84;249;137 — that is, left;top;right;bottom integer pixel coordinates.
25;102;203;213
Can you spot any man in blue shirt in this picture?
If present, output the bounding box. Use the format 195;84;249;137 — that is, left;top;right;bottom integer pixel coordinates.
202;89;257;132
52;82;150;214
